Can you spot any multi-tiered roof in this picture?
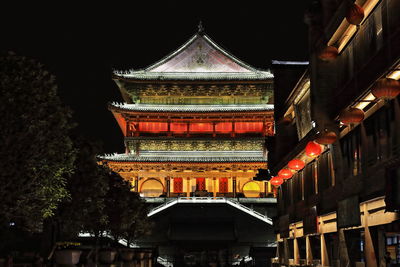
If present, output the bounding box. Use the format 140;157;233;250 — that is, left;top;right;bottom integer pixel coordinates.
102;28;273;164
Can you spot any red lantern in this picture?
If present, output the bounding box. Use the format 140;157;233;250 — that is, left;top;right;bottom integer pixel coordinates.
339;107;365;125
278;169;293;179
305;141;322;157
318;46;338;61
346;3;364;25
288;159;305;170
371;78;400;100
315;131;337;145
270;176;284;187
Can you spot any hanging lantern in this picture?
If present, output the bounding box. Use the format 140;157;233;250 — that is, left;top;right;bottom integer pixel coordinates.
371;78;400;100
288;159;305;170
315;130;337;145
339;107;365;125
346;3;364;25
270;176;284;187
318;46;338;61
305;141;322;157
278;169;293;179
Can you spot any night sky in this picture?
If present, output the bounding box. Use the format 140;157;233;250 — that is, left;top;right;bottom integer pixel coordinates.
1;2;309;153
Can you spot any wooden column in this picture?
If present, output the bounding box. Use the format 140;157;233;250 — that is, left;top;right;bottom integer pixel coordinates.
212;122;216;137
186;122;190;137
268;181;272;195
321;234;329;267
165;176;170;197
139;252;146;267
377;226;386;267
306;235;313;265
294;238;300;265
233;177;237;197
135;176;139;192
126;120;131;137
231;121;235;137
338;229;350;267
148;253;153;267
134;123;140;137
213;178;217;198
262;120;266;137
186;178;190;197
167;120;171;136
363;203;378;267
283;239;290;266
264;181;268;198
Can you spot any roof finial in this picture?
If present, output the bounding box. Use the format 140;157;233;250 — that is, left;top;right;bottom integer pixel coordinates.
198;21;204;34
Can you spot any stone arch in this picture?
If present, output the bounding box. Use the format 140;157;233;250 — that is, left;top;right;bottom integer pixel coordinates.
242;181;261;198
140;178;164;197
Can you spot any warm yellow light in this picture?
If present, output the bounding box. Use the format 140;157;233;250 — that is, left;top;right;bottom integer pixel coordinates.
388;70;400;80
338;26;357;52
354;93;376;110
328;0;379;53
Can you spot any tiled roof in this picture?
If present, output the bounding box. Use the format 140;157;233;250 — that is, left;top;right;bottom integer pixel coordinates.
113;33;273;81
99;151;267;163
109;103;274;113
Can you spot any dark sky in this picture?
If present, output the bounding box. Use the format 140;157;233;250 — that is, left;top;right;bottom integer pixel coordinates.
1;2;309;153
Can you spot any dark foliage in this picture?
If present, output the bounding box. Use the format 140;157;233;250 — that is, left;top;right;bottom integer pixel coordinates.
106;172;153;247
0;52;76;233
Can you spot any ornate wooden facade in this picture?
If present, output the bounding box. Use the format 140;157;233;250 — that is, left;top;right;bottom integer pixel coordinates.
101;29;275;198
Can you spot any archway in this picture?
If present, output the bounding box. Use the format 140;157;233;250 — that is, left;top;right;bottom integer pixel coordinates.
140;178;164;197
242;181;261;198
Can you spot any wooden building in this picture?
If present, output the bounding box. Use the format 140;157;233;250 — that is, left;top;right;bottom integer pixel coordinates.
99;26;278;265
271;0;400;267
100;27;275;199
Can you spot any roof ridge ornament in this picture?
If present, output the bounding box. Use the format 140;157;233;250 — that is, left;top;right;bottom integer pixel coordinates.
197;21;204;34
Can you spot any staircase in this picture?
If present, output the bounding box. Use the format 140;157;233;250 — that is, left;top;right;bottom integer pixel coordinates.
148;197;273;225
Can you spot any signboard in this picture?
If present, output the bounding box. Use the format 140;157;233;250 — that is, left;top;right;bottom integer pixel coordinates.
303;206;318;235
279;214;290;238
337;195;361;228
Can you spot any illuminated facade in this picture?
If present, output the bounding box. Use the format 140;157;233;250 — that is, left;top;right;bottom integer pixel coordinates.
100;28;275;199
271;1;400;267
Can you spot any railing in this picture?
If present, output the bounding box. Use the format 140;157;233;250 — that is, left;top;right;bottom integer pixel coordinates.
147;197;273;224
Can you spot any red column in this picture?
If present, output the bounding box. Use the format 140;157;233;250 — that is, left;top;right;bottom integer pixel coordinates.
213;122;216;137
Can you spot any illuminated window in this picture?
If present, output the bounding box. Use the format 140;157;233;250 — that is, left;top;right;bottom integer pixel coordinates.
215;122;232;133
219;178;228;193
196;178;206;191
139;122;168;132
189;123;213;132
170;123;187;133
173;178;183;193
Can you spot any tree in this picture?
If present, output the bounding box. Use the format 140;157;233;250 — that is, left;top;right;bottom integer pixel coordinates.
0;52;76;233
105;172;153;247
56;137;109;240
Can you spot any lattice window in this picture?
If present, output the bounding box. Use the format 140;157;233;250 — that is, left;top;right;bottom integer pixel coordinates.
173;178;183;193
219;178;228;193
196;178;206;191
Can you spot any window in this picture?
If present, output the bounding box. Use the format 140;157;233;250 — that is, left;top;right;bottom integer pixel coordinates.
219;178;228;193
173;178;183;193
340;127;362;177
294;90;312;139
318;151;335;192
196;178;206;191
364;105;393;166
304;161;317;198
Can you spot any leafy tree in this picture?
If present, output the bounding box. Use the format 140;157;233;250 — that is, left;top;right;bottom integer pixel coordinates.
56;137;109;240
0;52;75;233
105;172;153;247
